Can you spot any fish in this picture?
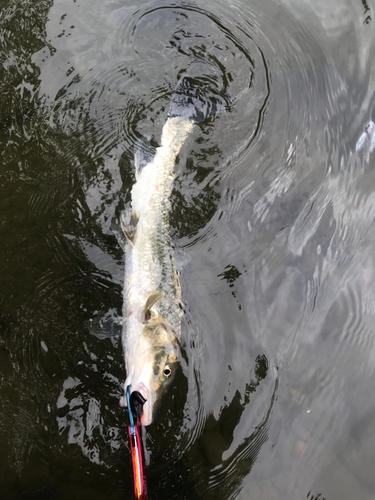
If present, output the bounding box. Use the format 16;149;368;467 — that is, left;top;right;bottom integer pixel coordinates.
121;77;232;426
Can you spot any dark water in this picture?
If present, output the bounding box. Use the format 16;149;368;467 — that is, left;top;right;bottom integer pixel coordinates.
1;0;375;498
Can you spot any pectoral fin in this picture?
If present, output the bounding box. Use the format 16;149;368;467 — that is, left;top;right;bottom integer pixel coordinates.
141;291;165;323
120;209;140;245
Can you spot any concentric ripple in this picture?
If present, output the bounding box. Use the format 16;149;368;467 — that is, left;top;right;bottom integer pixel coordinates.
3;0;375;498
36;0;270;239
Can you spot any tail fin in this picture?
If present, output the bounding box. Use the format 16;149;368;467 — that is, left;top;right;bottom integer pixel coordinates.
168;76;233;124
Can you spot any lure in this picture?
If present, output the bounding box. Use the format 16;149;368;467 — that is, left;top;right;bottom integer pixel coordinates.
126;385;148;500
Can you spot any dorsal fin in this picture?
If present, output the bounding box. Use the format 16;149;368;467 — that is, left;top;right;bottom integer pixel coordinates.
141;291;165;323
120;209;140;245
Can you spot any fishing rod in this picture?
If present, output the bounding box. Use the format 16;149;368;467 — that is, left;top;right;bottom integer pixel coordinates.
126;385;148;500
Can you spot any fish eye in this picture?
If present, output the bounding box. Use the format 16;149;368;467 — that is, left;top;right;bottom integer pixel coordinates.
163;365;172;378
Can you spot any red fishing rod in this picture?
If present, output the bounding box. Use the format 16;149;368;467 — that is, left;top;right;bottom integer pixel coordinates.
126;385;148;500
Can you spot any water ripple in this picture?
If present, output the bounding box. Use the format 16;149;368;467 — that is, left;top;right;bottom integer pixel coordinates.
3;0;375;498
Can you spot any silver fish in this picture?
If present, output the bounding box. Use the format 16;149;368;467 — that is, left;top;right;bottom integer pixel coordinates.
121;77;231;425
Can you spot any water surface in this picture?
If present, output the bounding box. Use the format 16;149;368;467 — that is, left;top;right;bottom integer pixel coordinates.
1;0;375;498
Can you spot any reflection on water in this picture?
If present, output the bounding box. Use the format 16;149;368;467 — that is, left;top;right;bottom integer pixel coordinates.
1;0;375;498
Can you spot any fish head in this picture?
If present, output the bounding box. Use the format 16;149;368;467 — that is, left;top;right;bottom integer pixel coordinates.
124;317;178;426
